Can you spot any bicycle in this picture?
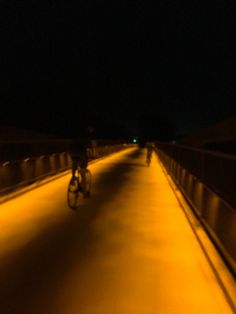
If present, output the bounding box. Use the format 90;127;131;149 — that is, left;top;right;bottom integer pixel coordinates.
67;167;92;209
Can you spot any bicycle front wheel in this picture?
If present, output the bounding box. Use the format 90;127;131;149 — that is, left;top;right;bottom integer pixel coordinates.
67;176;80;209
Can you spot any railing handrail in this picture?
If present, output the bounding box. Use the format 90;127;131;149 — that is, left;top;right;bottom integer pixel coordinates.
156;141;236;160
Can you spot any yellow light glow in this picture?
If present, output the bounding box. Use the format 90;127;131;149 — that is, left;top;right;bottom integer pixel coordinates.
0;147;234;313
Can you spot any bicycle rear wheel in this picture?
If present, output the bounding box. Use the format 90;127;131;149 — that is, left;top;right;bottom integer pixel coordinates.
146;156;151;167
67;176;80;209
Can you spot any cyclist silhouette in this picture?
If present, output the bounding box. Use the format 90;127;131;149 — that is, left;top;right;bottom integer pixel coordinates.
146;142;154;166
69;126;94;196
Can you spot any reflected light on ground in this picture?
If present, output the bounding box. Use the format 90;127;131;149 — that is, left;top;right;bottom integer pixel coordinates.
0;147;234;314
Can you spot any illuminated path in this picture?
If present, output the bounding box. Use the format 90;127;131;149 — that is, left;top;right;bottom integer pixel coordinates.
0;148;234;314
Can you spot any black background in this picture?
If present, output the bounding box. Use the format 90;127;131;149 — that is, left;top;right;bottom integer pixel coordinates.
0;0;235;139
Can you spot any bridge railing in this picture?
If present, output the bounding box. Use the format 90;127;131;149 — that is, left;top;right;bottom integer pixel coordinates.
0;140;132;198
155;142;236;276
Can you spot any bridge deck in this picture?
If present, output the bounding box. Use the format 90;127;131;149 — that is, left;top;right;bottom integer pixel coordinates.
0;148;233;313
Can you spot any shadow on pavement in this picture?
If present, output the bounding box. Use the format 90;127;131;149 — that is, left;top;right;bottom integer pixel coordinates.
0;148;145;314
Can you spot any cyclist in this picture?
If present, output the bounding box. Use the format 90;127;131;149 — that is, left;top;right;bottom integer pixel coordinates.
69;126;94;197
146;142;154;166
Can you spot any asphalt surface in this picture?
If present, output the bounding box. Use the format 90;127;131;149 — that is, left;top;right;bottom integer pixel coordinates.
0;148;233;313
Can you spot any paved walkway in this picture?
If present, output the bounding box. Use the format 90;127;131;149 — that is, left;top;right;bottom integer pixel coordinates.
0;148;233;313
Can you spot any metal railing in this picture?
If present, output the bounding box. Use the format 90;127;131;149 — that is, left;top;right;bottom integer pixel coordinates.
0;142;133;197
156;142;236;276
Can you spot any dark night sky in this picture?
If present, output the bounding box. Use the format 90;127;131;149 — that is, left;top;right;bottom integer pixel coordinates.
0;1;235;139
